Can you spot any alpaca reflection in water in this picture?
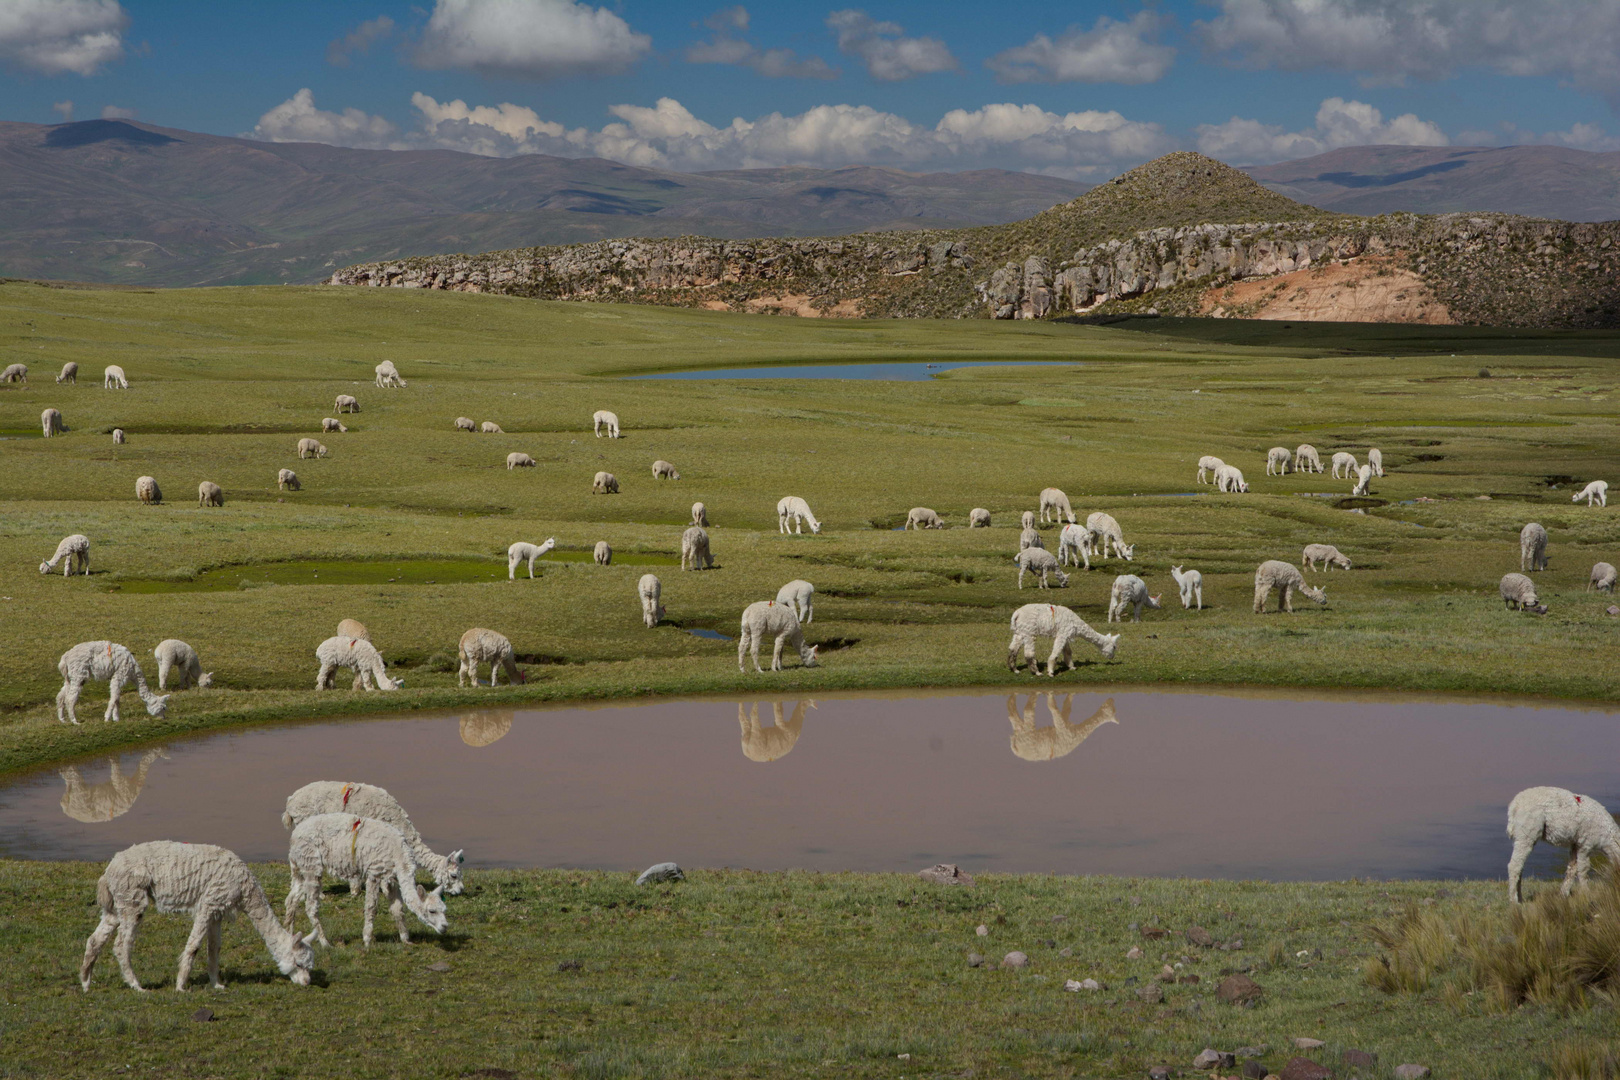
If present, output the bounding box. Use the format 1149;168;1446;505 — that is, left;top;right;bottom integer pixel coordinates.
58;748;168;822
738;700;815;762
460;710;514;747
1006;694;1117;762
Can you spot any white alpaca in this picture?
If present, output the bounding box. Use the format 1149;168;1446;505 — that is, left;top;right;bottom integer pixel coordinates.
1351;464;1373;496
337;618;368;641
112;428;125;444
682;526;713;570
103;365;128;389
57;361;77;383
480;421;503;434
905;507;944;529
507;452;536;469
56;642;169;724
278;468;300;491
1197;456;1225;484
335;394;359;414
1107;574;1162;623
592;471;619;494
1253;560;1326;613
1039;488;1076;525
1057;523;1093;569
1169;565;1202;610
1331;451;1358;479
282;780;465;895
1006;604;1118;675
42;407;64;437
315;636;400;691
1499;572;1548;614
197;481;223;507
284;814;448;948
594;541;612;565
969;508;991;528
1015;547;1069;589
593;410;621;437
81;841;315;992
1019;527;1045;551
775;579;814;624
737;601;819;672
297;438;327;459
40;533;90;577
1084;512;1134;561
652;460;680;480
374;360;406;388
777;496;821;534
321;417;347;433
153;639;212;690
1367;447;1384;477
458;627;524;687
1521;522;1549;572
1214;464;1249;493
1021;510;1036;530
508;538;556;579
1506;786;1620;902
1573;480;1609;507
692;502;709;527
1266;447;1291;475
1302;544;1351;571
1589;562;1617;593
1294;444;1323;473
638;574;666;627
1;362;27;383
135;475;161;504
455;416;475;432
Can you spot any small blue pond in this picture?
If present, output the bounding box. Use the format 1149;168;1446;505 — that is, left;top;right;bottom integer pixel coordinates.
627;361;1073;381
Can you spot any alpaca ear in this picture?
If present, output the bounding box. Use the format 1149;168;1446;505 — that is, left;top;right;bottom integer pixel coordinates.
451;849;465;864
416;884;428;902
301;931;318;946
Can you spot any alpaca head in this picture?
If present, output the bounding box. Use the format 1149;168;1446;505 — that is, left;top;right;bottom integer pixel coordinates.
280;930;317;985
38;561;51;574
197;673;213;688
415;884;449;933
1100;634;1120;661
1146;593;1162;610
1120;543;1136;561
803;645;820;668
809;520;822;534
439;850;466;894
145;695;170;718
1305;584;1328;606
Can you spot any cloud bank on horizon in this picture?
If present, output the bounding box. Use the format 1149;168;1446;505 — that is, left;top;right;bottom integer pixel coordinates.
6;0;1620;177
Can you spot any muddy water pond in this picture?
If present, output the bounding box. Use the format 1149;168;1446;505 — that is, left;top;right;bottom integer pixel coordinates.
629;361;1071;381
3;689;1615;882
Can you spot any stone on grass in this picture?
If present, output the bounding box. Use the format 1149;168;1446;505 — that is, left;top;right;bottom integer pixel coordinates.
976;924;989;937
1126;946;1144;959
1064;977;1101;992
1186;925;1214;947
1148;1066;1172;1080
1136;983;1164;1004
1341;1049;1376;1069
1280;1058;1333;1080
1000;951;1029;970
1060;947;1073;957
918;863;974;886
1243;1061;1268;1079
191;1007;215;1022
636;862;684;885
1293;1039;1325;1050
1216;974;1263;1006
1235;1047;1270;1058
427;960;451;972
967;953;985;968
1194;1049;1236;1069
1393;1067;1430;1080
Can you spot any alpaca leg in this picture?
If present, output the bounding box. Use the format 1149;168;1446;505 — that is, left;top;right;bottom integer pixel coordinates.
362;878;378;947
316;661;335;690
388;883;410;943
58;679;83;724
105;673;125;722
80;913;118;990
1561;845;1583;896
206;917;223;989
175;912;211;990
1195;585;1202;610
112;906;146;991
302;877;331;948
489;660;501;687
771;632;788;671
1281;585;1294;614
156;655;171;692
1253;585;1268;614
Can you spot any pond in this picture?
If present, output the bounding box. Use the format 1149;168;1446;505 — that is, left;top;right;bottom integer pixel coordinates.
2;688;1614;883
107;554;677;593
627;361;1072;381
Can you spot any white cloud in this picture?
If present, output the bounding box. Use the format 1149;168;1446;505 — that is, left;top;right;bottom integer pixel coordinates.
1459;121;1620;153
415;0;651;79
251;88;406;151
1197;0;1620;106
686;6;836;79
826;9;957;81
100;103;135;120
0;0;127;76
987;12;1175;85
1196;97;1448;164
52;100;73;121
327;15;394;67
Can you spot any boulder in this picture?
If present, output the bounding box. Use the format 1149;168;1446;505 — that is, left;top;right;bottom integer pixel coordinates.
917;863;974;886
1280;1058;1332;1080
1216;974;1263;1006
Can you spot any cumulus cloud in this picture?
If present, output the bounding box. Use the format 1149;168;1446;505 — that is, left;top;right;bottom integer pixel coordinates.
1197;0;1620;106
826;9;957;81
415;0;651;79
0;0;128;76
52;100;73;121
1195;97;1448;164
100;104;135;120
1457;121;1620;153
987;12;1175;85
251;88;406;150
327;15;394;66
686;6;836;79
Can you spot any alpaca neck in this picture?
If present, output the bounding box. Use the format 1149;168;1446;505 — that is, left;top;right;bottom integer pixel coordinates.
131;669;162;707
240;874;298;956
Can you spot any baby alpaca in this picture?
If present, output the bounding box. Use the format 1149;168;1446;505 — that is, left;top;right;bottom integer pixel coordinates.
153;639;212;690
592;471;619;494
1006;604;1118;675
1302;544;1351;571
1266;447;1292;475
639;574;666;628
135;475;161;504
905;507;944;529
40;533;90;577
103;365;128;389
681;526;713;570
1589;561;1617;593
1294;444;1323;473
1085;512;1134;561
57;362;77;383
1253;560;1327;614
335;394;359;414
1214;464;1249;493
1331;451;1358;479
81;841;314;992
1573;480;1609;507
1197;456;1225;484
1499;572;1548;614
321;417;347;433
775;579;814;624
1169;565;1202;610
777;496;821;534
1367;447;1384;476
297;438;327;459
480;421;503;434
315;636;400;691
112;428;125;444
1021;510;1036;530
969;508;991;528
1015;547;1069;589
506;452;536;469
0;362;27;383
282;780;465;895
458;627;524;687
1057;523;1093;569
1520;522;1549;572
691;502;709;527
1106;574;1162;623
455;416;475;432
594;541;612;565
593;410;621;438
1039;488;1076;525
652;460;680;480
1351;464;1373;496
42;407;64;437
374;360;407;388
197;481;223;508
507;538;556;579
56;642;170;724
737;601;819;673
1019;527;1045;551
1507;786;1620;902
278;468;300;491
284;814;447;947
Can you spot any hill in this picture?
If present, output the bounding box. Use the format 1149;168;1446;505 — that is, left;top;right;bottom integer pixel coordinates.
0;118;1089;287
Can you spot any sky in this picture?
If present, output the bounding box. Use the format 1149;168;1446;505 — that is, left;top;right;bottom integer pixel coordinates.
4;0;1620;180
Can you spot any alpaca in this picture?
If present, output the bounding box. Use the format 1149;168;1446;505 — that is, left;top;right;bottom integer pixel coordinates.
1019;527;1045;551
1214;464;1249;493
1302;544;1351;571
593;410;621;438
103;365;128;389
1351;463;1373;496
335;394;359;414
57;362;77;384
508;538;556;579
321;417;347;433
1520;522;1549;572
1294;444;1323;473
458;627;524;687
507;452;536;469
135;475;161;504
42;407;64;437
775;579;814;624
1331;451;1358;479
681;526;713;570
1367;447;1384;477
652;460;680;480
1006;694;1118;760
59;749;166;823
297;438;327;459
1573;480;1609;507
639;574;666;627
594;541;612;565
1499;572;1548;614
56;642;169;724
1039;488;1076;525
738;700;814;762
1506;787;1620;902
777;496;821;534
905;507;944;529
1057;522;1094;569
480;421;503;434
197;481;223;508
1589;562;1617;593
374;360;406;388
1169;565;1202;609
455;416;475;432
278;468;300;491
1085;512;1134;560
1006;603;1118;675
81;841;315;992
314;636;400;691
1021;510;1036;530
1107;574;1162;623
1253;560;1327;614
1;362;27;383
111;428;125;444
692;502;709;527
284;814;448;947
592;471;618;494
337;618;368;641
153;639;212;691
737;601;819;672
1266;447;1291;475
1015;547;1069;589
40;533;90;577
1197;456;1225;484
282;780;465;894
969;508;991;528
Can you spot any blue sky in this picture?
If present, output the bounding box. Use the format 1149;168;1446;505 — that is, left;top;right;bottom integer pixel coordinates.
4;0;1620;178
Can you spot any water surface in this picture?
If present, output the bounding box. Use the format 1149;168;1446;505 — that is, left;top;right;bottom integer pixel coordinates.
628;361;1071;381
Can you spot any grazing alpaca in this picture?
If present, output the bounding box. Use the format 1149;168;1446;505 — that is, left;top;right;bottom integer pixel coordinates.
592;471;619;494
1039;488;1076;525
282;780;465;894
507;538;556;579
593;541;612;565
1506;786;1620;902
1;363;27;383
42;407;64;437
681;526;713;570
374;360;406;388
135;475;161;504
297;438;327;459
57;362;77;384
197;481;223;508
905;507;945;529
1169;565;1202;609
1294;444;1324;473
321;417;347;433
283;814;448;947
969;508;991;528
1057;523;1093;569
1266;447;1291;475
738;700;814;762
103;365;128;389
737;601;819;673
775;579;814;624
593;410;621;437
652;459;680;480
455;416;475;432
1196;456;1224;484
112;428;125;444
314;636;400;691
1520;522;1549;572
1253;560;1326;614
1589;561;1617;593
1573;480;1609;507
458;627;524;687
639;574;666;627
1006;694;1117;761
56;642;169;724
335;394;359;413
40;533;90;577
777;496;821;534
1006;603;1118;675
1106;574;1162;623
691;502;709;527
152;639;212;690
278;468;300;491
